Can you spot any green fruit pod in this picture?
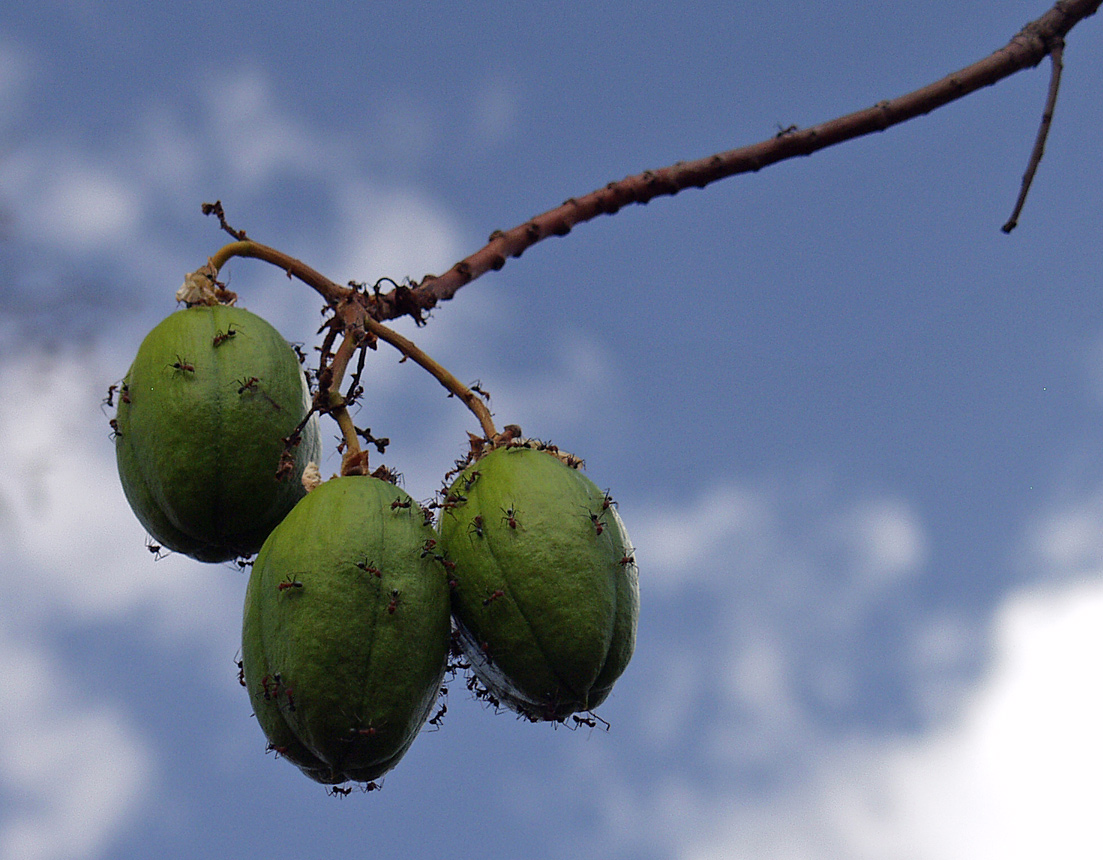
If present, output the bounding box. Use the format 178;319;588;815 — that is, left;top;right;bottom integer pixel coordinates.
113;305;321;562
437;446;639;722
242;476;450;786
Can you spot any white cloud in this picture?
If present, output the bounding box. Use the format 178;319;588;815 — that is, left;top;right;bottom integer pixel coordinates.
0;349;244;644
682;577;1103;860
0;621;154;860
332;181;464;287
202;66;343;189
576;475;1103;860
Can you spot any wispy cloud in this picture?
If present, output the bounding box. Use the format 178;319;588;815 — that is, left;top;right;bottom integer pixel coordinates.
0;618;154;860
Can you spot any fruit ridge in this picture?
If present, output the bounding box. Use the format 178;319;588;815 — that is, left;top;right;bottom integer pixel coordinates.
438;446;639;721
114;305;320;562
242;476;450;785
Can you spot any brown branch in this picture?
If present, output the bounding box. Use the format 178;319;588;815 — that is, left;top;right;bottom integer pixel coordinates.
370;0;1098;322
1002;39;1065;233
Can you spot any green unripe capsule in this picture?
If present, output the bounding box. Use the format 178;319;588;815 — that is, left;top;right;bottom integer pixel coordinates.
114;305;320;562
438;447;639;722
242;476;451;785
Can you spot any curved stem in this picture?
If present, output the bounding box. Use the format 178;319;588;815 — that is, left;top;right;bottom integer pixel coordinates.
208;240;352;306
201;238;498;440
360;316;498;440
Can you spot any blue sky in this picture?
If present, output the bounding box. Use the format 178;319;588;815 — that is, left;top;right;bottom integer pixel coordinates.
2;2;1102;858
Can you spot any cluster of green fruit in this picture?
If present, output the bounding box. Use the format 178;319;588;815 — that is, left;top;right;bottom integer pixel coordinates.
112;303;639;789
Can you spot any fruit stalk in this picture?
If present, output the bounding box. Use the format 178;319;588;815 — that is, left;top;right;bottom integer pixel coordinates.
202;239;498;441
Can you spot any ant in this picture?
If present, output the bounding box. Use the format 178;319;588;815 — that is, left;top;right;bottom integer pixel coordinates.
470;380;491;402
212;325;239;347
235;658;245;687
108;419;122;439
102;383;118;410
482;589;505;606
468;515;485;539
619;553;635;567
356;560;382;577
145;536;167;560
420;538;437;558
428;702;447;728
328;785;354;797
501;506;520;530
386;589;400;614
585;510;606;535
285;688;296;712
390;498;411;510
277;576;303;591
168;356;195;374
237;376;282;410
600;490;617;511
463;471;481;491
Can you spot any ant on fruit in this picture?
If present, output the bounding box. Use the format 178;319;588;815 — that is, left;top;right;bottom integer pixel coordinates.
501;506;520;530
584;509;606;535
102;383;118;410
482;589;505;606
391;497;411;510
168;356;195;374
108;419;122;440
212;325;239;347
145;536;166;560
619;553;635;567
600;490;617;510
386;589;400;614
277;576;303;591
356;560;382;578
463;471;481;491
420;538;437;558
328;785;354;797
468;515;485;539
428;701;447;729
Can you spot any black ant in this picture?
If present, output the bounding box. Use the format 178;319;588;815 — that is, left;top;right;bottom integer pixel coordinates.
428;702;447;728
356;560;382;577
470;380;491;402
328;785;354;797
212;325;239;347
482;589;505;606
145;536;166;560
